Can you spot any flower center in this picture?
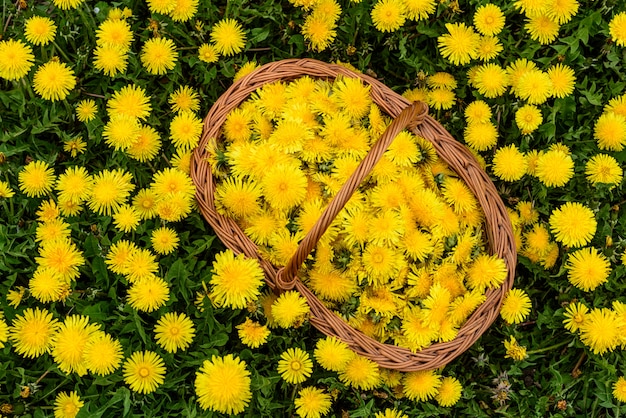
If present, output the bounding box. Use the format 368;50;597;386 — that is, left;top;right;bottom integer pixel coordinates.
138;366;150;378
290;360;301;371
169;326;179;336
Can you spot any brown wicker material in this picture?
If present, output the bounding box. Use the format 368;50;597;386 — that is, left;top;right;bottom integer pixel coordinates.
191;58;516;372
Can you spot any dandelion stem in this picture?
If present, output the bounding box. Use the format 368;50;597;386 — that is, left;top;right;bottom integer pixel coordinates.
526;339;570;355
52;41;72;63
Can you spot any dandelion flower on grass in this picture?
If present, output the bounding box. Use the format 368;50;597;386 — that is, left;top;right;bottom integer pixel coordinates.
548;64;575;98
25;16;57;46
146;0;176;14
302;14;337;52
549;202;596;248
516;104;543;134
580;308;621;355
492;144;528;182
33;60;76;101
210;19;246;56
53;391;83;418
526;13;560;45
75;99;98;122
500;289;531;324
339;354;381;390
198;43;219;63
9;307;59;358
195;354;251;414
403;370;442;401
476;35;503;61
123;351;166;394
169;111;203;151
140;38;177;75
154;312;195;353
210;250;265;310
88;169;134;215
0;315;8;349
127;276;170;312
36;239;85;282
594;112;626;151
563;301;588;332
93;45;128;77
474;63;508;98
473;4;505;36
295;387;332;418
19;160;55;198
169;85;200;113
435;376;463;407
128;125;162;162
271;290;310;328
464;100;491;124
504;336;528;361
169;0;199;21
83;332;123;375
371;0;406;33
428;88;455;110
107;84;151;120
516;69;553;105
112;204;140;233
375;409;409;418
237;318;270;348
51;315;101;375
0;180;15;198
150;227;179;255
566;247;610;291
613;377;626;402
535;148;574;187
0;39;34;81
278;347;313;384
438;23;479;66
464;122;498;151
30;268;66;303
585;154;623;186
610;12;626;47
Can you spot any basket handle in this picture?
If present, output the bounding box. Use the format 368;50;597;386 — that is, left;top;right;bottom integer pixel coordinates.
275;101;429;291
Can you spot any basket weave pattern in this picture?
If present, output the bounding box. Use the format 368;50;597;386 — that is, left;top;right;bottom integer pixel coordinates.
191;58;516;371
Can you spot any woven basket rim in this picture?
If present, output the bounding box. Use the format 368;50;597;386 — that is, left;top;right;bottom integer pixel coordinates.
191;58;517;371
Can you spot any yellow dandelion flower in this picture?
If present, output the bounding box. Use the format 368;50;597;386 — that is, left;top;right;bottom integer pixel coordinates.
24;16;57;46
614;377;626;402
516;69;553;104
278;347;313;384
102;115;141;151
549;202;596;248
547;64;575;98
271;290;310;328
314;336;353;372
339;354;381;390
29;268;66;303
435;376;463;407
96;18;133;51
563;301;589;334
236;318;270;348
18;160;55;198
402;0;436;21
535;148;574;187
141;37;177;75
492;144;528;182
476;35;503;61
403;370;442;401
56;166;92;204
294;387;332;418
195;354;251;414
107;84;152;120
463;122;498;151
526;12;560;45
428;88;456;110
75;99;98;122
63;136;87;157
127;124;162;162
127;276;170;312
466;253;508;291
579;308;621;355
53;391;83;418
333;76;372;119
585;154;623;186
610;12;626;47
566;247;610;292
504;336;528;361
198;43;219;63
594;112;626;151
83;331;123;376
36;238;84;282
123;350;166;394
302;14;337;52
0;180;15;198
515;104;543;134
438;23;480;66
133;188;159;220
33;59;76;101
464;100;492;124
233;61;260;81
169;111;203;151
169;85;200;113
473;4;505;36
211;19;246;56
169;0;199;22
9;307;59;358
154;312;195;353
147;0;176;14
150;227;179;255
0;39;35;80
112;204;141;233
371;0;407;33
105;239;137;275
210;250;265;309
51;315;101;375
308;266;357;302
93;45;128;77
500;288;532;324
88;169;134;215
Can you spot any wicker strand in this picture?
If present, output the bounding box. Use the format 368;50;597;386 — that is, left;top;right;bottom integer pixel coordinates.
191;58;516;371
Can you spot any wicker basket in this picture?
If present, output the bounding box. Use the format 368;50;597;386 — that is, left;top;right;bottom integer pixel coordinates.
191;58;516;372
